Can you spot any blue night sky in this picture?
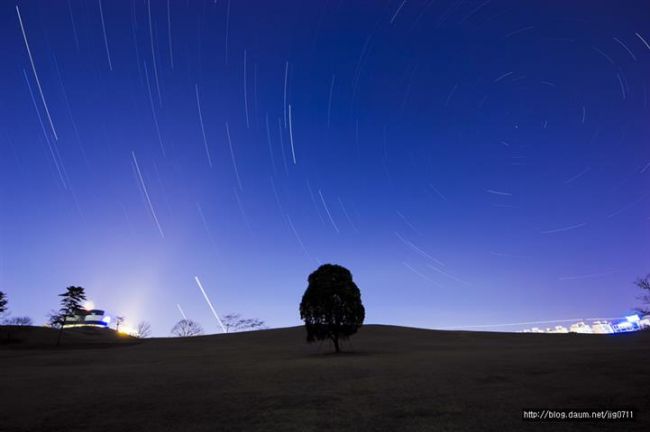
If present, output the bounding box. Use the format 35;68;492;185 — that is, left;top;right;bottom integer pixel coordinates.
0;1;648;335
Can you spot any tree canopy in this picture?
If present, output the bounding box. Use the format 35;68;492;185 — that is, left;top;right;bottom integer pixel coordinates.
58;286;87;318
299;264;365;353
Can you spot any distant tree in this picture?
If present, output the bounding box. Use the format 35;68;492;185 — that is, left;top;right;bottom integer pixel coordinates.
136;321;152;338
222;313;241;333
0;292;10;341
47;310;65;329
4;317;33;326
299;264;365;353
0;291;7;319
115;316;125;333
171;319;203;337
222;313;266;333
635;274;650;315
56;286;87;346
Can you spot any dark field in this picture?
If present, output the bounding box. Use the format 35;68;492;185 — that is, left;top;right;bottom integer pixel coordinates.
1;325;648;431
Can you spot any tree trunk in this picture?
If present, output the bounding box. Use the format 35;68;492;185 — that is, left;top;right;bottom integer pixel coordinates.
332;335;340;353
56;317;66;347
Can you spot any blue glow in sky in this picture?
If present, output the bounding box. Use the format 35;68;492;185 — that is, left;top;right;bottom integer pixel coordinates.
0;1;648;335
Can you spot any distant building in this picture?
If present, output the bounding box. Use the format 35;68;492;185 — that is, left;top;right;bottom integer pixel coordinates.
62;309;110;329
591;321;614;334
521;314;648;334
610;315;641;333
569;322;593;334
548;325;569;333
641;316;650;329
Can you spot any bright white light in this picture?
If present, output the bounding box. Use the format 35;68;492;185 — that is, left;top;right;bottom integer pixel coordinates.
102;316;111;324
83;300;95;311
626;315;640;323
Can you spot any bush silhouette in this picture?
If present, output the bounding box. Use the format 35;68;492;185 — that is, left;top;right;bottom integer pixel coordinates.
136;321;152;338
171;319;203;337
0;291;7;317
4;317;32;326
299;264;365;353
636;274;650;315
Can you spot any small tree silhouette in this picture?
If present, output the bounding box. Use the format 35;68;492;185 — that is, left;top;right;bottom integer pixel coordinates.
0;291;7;318
171;319;203;337
222;313;266;333
4;317;32;326
115;316;125;333
56;286;87;346
635;274;650;315
300;264;365;353
1;291;10;341
136;321;152;338
47;310;64;329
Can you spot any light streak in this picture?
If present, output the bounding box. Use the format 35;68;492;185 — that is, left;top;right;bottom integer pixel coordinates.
318;189;340;233
16;5;58;140
98;0;113;70
225;122;243;190
177;304;187;320
195;84;213;167
288;104;296;164
194;276;226;333
131;151;165;238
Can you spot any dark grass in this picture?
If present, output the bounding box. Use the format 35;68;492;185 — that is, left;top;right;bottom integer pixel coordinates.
1;325;649;431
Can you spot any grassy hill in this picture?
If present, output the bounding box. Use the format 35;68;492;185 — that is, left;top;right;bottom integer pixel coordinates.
0;325;138;347
1;325;648;431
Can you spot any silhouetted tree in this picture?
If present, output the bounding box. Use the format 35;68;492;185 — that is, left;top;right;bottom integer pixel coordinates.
222;313;241;333
636;274;650;315
0;294;33;342
47;310;64;329
300;264;365;353
0;291;7;319
171;319;203;337
4;317;33;326
0;292;10;341
115;316;125;333
222;313;266;333
56;286;87;346
136;321;152;338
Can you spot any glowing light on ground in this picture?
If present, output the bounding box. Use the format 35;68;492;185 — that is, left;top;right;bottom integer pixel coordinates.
118;323;138;337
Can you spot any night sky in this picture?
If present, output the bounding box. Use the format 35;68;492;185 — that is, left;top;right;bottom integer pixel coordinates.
1;1;648;335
